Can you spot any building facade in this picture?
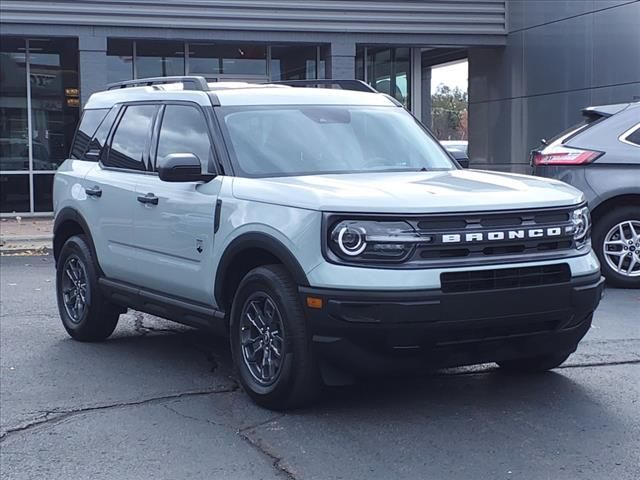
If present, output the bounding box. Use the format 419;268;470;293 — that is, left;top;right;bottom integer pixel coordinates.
0;0;638;215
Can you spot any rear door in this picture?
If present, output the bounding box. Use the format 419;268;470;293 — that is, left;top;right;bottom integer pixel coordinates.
131;103;220;304
84;103;159;281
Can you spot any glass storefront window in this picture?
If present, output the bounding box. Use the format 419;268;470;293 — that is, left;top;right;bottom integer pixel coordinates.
0;174;29;213
28;38;80;171
188;43;266;76
270;46;316;80
107;39;133;84
136;40;184;78
33;173;54;212
0;37;29;171
358;47;411;109
0;36;79;214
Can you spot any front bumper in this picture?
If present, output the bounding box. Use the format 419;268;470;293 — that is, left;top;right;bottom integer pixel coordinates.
300;272;605;375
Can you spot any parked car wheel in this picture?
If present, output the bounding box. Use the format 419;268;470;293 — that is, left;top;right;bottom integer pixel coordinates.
593;207;640;288
230;265;321;410
56;235;121;341
498;351;571;373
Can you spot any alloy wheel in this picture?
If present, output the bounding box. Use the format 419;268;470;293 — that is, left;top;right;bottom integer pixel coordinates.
239;292;286;386
62;255;89;323
603;220;640;277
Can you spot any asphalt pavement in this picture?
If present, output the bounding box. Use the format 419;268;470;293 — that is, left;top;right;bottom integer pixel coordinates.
1;255;638;479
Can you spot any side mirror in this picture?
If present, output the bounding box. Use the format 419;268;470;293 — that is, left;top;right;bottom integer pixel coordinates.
158;153;214;182
457;158;470;168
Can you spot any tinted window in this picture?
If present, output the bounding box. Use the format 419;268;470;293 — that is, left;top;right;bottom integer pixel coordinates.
88;108;118;160
625;125;640;147
156;105;213;172
105;105;157;171
70;109;109;160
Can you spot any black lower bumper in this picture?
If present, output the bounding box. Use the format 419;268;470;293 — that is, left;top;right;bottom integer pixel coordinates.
300;272;605;375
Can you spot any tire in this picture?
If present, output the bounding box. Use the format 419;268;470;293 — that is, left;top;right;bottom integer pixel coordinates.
498;351;571;373
230;265;321;410
592;206;640;288
56;235;121;341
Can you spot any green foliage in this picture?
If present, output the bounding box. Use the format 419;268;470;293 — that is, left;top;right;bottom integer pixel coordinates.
431;84;468;140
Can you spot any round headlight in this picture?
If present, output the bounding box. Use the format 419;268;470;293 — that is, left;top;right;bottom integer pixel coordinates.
337;225;367;256
572;206;591;241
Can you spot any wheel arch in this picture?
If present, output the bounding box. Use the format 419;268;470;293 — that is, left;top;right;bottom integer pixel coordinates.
591;194;640;224
53;207;101;273
214;232;308;313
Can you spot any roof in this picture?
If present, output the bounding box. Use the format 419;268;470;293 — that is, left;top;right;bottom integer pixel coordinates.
84;81;398;110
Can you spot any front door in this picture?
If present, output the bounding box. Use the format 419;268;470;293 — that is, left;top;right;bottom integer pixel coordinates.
131;103;220;305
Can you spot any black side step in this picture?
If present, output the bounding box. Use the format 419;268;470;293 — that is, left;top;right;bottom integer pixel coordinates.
99;278;226;335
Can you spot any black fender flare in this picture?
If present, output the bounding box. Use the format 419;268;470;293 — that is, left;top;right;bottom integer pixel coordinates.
53;207;101;272
214;232;309;306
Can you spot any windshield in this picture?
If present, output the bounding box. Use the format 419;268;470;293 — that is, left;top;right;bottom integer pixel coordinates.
220;106;455;177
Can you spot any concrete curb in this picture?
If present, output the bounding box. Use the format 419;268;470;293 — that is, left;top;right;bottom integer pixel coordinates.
0;238;53;256
0;247;52;256
1;234;53;242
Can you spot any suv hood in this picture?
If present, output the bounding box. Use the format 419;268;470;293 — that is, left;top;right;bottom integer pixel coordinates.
231;170;584;213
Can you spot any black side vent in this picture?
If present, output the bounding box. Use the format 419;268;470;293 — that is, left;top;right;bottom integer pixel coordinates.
441;264;571;293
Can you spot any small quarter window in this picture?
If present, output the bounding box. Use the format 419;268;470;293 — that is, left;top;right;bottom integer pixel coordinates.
105;104;158;171
70;109;109;160
88;108;118;160
156;105;214;172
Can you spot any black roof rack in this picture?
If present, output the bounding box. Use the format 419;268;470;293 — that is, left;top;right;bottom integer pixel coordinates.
271;79;377;93
106;76;210;91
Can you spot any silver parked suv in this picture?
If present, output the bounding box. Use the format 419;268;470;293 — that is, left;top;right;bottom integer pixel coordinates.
54;77;604;409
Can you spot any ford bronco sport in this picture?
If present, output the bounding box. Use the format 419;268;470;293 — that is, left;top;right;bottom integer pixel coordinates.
53;77;604;409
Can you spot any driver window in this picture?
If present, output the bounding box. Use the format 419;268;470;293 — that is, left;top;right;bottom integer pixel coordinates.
156;105;215;173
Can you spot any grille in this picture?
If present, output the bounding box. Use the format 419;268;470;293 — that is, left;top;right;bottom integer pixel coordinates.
440;264;571;293
407;206;576;265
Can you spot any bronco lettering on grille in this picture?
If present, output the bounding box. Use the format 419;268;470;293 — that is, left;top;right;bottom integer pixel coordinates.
442;227;565;244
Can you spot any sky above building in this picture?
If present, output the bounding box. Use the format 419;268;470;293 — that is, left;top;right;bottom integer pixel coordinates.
431;60;468;92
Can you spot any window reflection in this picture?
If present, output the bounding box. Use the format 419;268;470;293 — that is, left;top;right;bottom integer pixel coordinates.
0;174;29;213
28;38;80;171
0;37;29;171
358;47;411;109
107;39;133;84
136;40;184;78
106;105;157;171
188;44;266;76
270;46;317;80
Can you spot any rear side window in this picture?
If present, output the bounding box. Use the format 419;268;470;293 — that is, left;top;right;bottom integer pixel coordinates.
156;105;214;172
546;118;599;147
104;104;158;171
70;109;109;160
89;108;119;160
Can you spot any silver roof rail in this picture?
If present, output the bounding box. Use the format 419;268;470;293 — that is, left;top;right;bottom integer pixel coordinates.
270;79;377;93
107;76;210;91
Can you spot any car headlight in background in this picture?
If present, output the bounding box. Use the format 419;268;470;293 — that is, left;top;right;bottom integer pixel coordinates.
329;220;426;262
570;206;591;249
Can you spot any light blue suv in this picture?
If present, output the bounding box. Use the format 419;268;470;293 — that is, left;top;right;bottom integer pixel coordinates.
53;77;604;409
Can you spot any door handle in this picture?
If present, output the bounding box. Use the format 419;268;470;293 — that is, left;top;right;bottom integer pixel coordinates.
137;193;159;205
85;186;102;197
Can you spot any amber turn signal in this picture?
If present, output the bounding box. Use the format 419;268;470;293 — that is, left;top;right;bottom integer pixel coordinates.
306;296;323;309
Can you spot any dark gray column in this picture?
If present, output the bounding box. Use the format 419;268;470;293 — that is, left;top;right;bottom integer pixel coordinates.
327;41;355;79
79;33;108;106
421;66;432;127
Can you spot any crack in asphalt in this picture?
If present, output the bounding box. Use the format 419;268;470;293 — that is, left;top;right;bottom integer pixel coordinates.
162;402;225;427
237;414;298;480
0;386;238;443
